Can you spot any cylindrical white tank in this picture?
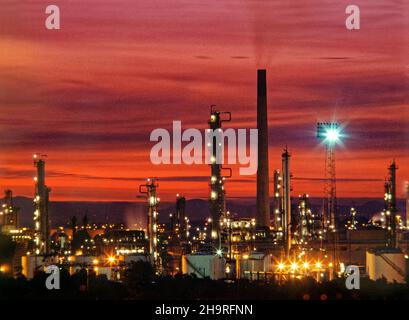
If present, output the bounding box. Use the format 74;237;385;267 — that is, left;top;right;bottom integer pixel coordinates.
366;250;407;283
182;254;226;280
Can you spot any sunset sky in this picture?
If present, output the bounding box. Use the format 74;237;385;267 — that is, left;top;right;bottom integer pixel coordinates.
0;0;408;202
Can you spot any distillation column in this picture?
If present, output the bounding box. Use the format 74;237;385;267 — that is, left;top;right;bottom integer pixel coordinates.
140;178;160;266
0;190;19;233
176;194;188;241
273;170;282;232
33;154;51;255
298;194;312;243
208;106;231;247
282;148;291;254
384;161;398;248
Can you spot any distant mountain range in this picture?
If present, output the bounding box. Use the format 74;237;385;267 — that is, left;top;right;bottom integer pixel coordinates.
11;196;407;229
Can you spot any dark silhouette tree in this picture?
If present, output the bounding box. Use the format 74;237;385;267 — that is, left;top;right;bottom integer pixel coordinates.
0;234;15;264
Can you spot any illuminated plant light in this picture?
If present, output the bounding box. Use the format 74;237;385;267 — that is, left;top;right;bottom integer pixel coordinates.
290;262;299;272
277;262;285;271
325;127;341;143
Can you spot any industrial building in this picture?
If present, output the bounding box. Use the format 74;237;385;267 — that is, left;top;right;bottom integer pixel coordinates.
0;190;19;234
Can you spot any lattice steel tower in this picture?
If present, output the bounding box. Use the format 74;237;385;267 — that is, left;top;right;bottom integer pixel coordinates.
317;122;341;232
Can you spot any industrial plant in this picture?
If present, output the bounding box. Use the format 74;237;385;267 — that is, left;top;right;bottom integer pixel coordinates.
1;69;408;289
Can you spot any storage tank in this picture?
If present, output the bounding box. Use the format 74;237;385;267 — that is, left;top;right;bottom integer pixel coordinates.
366;250;408;283
182;254;226;280
21;255;58;279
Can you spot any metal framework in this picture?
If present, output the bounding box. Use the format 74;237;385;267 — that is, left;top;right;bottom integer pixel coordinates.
325;144;337;230
317;122;339;232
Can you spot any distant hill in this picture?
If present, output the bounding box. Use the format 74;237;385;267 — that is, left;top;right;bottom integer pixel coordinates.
11;196;406;228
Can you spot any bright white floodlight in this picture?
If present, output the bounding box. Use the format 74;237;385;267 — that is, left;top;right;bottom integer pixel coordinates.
317;122;342;145
325;127;341;143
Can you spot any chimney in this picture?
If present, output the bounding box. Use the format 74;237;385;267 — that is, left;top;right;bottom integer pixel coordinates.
256;69;270;228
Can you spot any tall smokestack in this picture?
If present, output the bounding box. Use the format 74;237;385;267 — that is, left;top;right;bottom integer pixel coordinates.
256;69;270;229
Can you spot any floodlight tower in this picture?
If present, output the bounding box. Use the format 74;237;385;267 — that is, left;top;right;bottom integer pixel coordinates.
317;122;342;232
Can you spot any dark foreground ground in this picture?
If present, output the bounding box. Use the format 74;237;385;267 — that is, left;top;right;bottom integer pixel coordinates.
1;261;408;300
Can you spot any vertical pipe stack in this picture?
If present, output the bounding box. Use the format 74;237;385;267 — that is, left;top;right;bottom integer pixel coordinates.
385;161;397;248
176;195;186;240
140;178;159;265
273;170;282;231
282;148;291;253
256;69;270;229
298;194;311;242
208;109;226;245
1;190;19;232
33;155;51;255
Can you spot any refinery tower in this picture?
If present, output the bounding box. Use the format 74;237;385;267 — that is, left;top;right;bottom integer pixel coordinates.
33;154;51;255
208;106;231;245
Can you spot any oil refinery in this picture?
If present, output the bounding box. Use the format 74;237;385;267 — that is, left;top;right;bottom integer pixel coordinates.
0;69;408;288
